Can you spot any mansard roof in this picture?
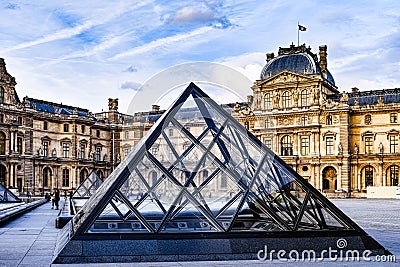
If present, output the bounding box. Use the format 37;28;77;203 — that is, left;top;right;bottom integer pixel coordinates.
328;88;400;106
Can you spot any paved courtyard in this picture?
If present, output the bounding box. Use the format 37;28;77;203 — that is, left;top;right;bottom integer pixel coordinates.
0;198;398;266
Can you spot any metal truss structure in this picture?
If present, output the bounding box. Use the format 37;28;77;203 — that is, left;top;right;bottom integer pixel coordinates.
72;171;102;199
54;82;389;263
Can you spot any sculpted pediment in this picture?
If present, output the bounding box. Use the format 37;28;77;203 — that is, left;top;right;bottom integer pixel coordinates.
260;71;313;86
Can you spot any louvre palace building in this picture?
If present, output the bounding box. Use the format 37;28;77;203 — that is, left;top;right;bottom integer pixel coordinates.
1;43;400;198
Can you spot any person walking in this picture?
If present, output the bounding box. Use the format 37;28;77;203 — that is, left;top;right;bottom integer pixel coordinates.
52;188;60;210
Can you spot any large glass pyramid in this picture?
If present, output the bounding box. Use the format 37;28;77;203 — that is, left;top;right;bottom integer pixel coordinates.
0;183;21;202
72;171;102;199
54;83;389;263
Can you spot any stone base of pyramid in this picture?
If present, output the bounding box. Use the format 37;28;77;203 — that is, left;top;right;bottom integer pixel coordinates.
53;222;389;264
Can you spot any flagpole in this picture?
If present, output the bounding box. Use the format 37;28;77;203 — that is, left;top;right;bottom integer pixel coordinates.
297;22;300;46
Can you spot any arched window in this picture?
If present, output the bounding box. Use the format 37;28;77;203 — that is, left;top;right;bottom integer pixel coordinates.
282;91;291;109
150;171;157;186
280;135;293;156
300;89;308;107
387;165;399;186
62;169;70;187
0;164;6;185
97;170;104;180
0;87;4;104
79;169;88;184
363;165;374;187
43;167;51;188
0;132;5;155
264;93;272;109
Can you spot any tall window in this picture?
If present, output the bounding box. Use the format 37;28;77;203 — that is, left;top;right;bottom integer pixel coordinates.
16;137;22;154
0;114;3;123
264;93;272;109
43;121;48;130
0;87;4;103
150;171;157;186
125;131;129;139
300;89;308;107
43;141;49;157
389;135;398;153
301;116;307;126
364;135;374;154
326;136;334;155
264;138;272;149
390;113;397;123
81;125;85;133
96;130;100;138
63;124;69;132
300;136;310;156
17;117;22;125
169;128;173;137
79;169;87;184
265;118;272;128
43;167;51;187
387;165;399;186
281;135;293;156
282;91;291;109
220;173;227;188
364;165;374;187
95;147;101;161
201;170;209;183
0;132;5;155
326;115;333;125
80;144;85;159
62;143;70;158
62;169;70;187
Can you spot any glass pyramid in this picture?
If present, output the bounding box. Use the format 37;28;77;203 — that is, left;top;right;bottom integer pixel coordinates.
71;82;360;235
54;83;388;264
0;183;21;202
72;171;102;198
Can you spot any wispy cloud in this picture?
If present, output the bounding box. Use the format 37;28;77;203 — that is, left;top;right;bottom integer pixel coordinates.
111;26;213;59
0;1;151;54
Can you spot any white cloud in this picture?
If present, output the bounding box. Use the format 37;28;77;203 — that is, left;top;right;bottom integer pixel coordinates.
171;7;217;24
120;81;142;91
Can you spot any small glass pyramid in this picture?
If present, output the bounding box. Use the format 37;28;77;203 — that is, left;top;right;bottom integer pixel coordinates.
0;183;21;202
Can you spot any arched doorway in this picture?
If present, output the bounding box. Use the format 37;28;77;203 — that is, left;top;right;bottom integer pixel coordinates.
387;165;399;186
362;165;374;188
79;169;89;185
0;132;5;155
43;167;52;189
0;164;6;185
322;166;337;191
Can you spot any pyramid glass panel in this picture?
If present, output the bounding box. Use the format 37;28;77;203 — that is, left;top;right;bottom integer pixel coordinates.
72;171;103;198
55;83;389;264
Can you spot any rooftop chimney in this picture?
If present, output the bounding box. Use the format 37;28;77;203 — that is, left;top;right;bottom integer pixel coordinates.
266;53;274;62
351;87;359;93
319;45;327;78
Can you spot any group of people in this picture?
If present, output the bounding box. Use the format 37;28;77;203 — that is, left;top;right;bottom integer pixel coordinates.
47;188;60;210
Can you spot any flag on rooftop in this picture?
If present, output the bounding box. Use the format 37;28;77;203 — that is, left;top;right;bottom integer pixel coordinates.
298;24;307;31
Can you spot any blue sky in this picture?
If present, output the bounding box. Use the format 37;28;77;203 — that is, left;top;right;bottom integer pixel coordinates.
0;0;399;113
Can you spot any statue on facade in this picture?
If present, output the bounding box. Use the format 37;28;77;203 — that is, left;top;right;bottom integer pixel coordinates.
338;142;343;155
354;144;358;155
379;142;384;154
340;91;349;103
273;91;280;108
312;87;319;104
292;88;299;106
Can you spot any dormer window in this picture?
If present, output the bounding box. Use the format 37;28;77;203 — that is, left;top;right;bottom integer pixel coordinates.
365;114;372;125
326;115;333;125
390;113;397;123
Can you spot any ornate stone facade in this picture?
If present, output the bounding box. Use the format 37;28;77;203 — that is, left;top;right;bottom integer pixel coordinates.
233;44;400;197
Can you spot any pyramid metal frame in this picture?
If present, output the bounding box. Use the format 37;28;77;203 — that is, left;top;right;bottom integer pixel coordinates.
72;170;102;199
0;183;21;203
54;82;389;263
